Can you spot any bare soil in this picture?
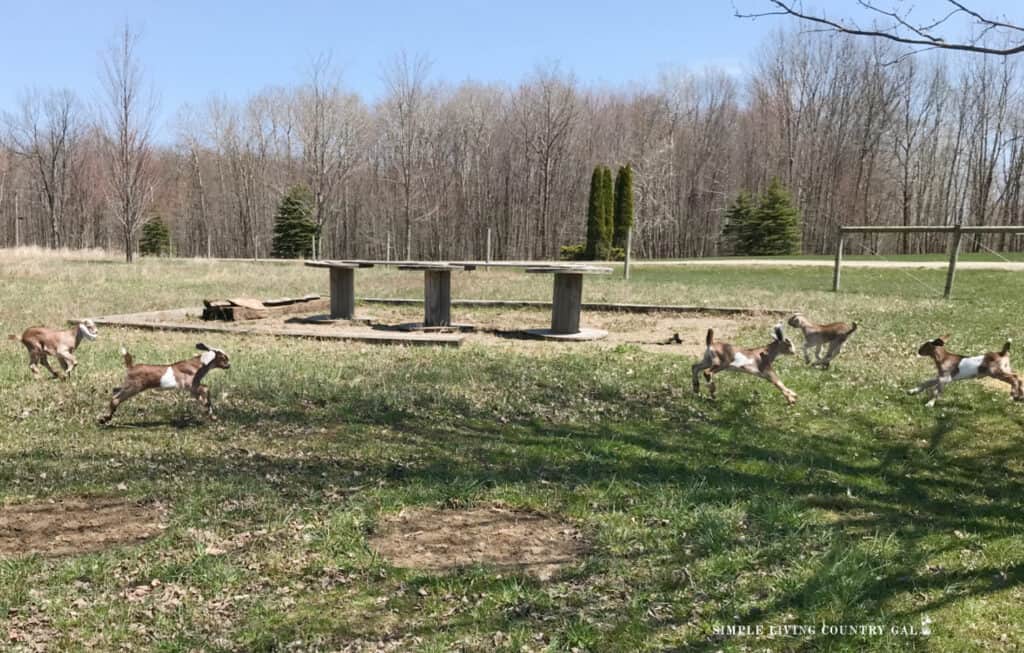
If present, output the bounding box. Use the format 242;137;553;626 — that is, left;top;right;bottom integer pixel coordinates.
92;302;764;355
0;497;166;558
368;506;587;581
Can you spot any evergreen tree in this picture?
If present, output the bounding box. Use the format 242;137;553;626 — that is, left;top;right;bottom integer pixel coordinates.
721;191;756;255
139;216;171;256
601;166;614;257
584;167;605;260
613;164;634;248
751;177;802;255
271;185;317;259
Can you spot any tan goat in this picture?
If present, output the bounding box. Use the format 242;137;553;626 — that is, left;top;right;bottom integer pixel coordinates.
8;319;99;378
787;313;858;369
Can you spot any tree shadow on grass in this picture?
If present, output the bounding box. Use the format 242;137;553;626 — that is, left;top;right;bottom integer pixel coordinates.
5;390;1024;650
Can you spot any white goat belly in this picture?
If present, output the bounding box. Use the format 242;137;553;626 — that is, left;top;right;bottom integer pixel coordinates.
954;356;984;380
731;352;754;368
159;367;178;389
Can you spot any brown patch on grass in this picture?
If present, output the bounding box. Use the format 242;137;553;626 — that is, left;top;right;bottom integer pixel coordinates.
0;497;166;558
368;506;587;580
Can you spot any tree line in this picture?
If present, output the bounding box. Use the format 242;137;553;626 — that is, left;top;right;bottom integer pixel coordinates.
3;29;1024;262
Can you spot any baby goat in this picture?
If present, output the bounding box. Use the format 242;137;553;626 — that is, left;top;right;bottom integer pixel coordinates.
8;319;98;378
99;343;231;424
787;313;858;369
691;324;798;405
908;336;1023;407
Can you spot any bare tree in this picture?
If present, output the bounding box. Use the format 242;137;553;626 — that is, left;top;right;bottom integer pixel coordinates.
380;52;433;260
294;55;367;255
4;89;83;248
99;25;157;262
737;1;1024;56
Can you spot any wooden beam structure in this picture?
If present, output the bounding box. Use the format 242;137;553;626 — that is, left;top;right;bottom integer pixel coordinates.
832;224;1024;298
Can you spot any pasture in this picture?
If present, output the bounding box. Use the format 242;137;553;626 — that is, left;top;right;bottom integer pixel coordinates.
1;250;1023;652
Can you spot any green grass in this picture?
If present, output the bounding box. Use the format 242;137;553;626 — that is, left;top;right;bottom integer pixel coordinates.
1;252;1023;652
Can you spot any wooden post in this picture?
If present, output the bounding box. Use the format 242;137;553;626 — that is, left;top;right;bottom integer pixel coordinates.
624;228;632;280
14;189;20;248
832;230;845;292
486;228;492;269
329;267;355;319
206;231;212;258
312;234;317;260
386;232;392;261
944;222;963;299
551;272;583;334
423;270;452;327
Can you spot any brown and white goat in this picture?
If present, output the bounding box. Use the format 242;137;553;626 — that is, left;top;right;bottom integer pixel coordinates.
8;319;99;378
98;343;231;424
908;336;1023;407
690;324;798;405
787;313;858;369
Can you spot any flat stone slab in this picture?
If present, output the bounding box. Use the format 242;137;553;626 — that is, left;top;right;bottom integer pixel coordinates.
522;328;609;341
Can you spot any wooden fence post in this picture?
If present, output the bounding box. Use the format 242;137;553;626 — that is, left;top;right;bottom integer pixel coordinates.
832;230;845;292
624;228;632;280
944;222;963;299
486;228;492;269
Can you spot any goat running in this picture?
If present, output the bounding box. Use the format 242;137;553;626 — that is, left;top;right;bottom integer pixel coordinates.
691;324;798;405
99;343;231;424
787;313;858;369
908;336;1022;407
8;319;98;379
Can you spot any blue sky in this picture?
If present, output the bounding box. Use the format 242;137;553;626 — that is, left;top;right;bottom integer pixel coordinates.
1;1;1018;140
1;2;764;131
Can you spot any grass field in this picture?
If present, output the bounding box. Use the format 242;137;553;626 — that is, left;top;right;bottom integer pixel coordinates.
1;251;1023;652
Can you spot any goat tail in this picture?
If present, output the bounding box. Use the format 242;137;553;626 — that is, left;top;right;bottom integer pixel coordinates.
1002;338;1012;356
119;347;133;368
848;321;859;335
705;328;714;348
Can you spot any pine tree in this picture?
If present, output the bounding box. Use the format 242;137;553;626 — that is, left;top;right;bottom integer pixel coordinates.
721;191;756;255
584;167;605;260
271;185;317;259
751;177;802;255
140;216;171;256
613;164;634;248
601;166;614;257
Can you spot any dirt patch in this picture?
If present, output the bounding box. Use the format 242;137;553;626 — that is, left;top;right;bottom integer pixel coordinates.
0;497;166;558
87;301;766;355
368;506;587;580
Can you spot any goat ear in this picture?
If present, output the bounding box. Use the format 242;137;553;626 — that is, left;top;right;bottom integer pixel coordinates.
934;335;950;346
196;343;210;351
773;324;784;341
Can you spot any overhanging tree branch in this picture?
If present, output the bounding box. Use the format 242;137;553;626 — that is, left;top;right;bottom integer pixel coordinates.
735;0;1024;55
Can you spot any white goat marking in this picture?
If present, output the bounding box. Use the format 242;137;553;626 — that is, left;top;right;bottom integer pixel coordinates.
731;352;754;369
200;350;216;365
78;322;98;341
954;355;984;380
159;367;178;389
